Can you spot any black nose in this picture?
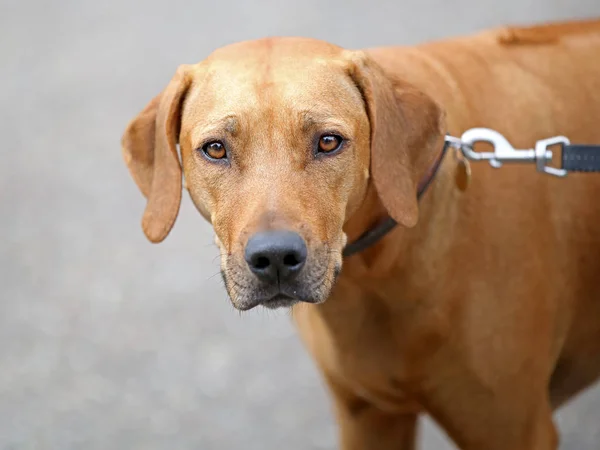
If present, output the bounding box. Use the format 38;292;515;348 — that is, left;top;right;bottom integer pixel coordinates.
244;230;307;283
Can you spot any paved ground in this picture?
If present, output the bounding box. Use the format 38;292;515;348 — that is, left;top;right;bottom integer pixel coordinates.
2;0;600;449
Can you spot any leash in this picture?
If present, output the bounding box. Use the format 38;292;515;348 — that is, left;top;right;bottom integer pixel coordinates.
446;128;600;176
343;128;600;258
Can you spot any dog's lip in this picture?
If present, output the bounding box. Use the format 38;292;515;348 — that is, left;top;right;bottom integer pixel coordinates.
266;291;295;301
262;291;297;305
261;293;301;309
235;291;305;311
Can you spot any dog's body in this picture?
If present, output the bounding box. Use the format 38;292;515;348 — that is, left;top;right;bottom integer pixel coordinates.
122;19;600;449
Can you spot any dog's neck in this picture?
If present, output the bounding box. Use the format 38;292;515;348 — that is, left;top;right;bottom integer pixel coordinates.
335;151;460;302
328;50;466;309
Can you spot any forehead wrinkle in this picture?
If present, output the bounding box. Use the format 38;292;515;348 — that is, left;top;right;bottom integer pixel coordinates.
190;115;241;146
298;109;354;137
301;112;316;132
259;38;274;86
224;116;238;134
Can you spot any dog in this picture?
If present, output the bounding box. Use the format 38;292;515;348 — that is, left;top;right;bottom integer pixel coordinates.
121;18;600;449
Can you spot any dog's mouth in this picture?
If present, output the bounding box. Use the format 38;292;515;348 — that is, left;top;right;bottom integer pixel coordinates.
222;250;342;311
234;290;319;311
261;292;301;310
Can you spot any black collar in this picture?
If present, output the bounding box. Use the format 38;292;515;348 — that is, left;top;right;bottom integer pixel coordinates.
343;139;450;257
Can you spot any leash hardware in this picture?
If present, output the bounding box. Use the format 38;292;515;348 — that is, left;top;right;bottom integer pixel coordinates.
449;128;569;177
534;136;570;177
459;128;539;167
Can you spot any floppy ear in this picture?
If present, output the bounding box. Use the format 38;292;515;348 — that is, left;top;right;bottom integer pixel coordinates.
347;53;446;227
121;65;192;243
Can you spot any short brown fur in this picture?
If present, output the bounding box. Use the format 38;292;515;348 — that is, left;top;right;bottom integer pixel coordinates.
122;18;600;450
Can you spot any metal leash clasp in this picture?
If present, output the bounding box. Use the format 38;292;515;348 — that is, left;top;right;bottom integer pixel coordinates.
534;136;569;177
447;128;570;177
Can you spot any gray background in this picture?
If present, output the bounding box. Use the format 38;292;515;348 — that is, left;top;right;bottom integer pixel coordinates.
2;0;600;448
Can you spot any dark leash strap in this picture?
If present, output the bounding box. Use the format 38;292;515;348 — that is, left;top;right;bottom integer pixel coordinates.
562;144;600;172
343;130;600;258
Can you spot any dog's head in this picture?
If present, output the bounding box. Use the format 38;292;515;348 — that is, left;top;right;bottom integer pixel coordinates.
121;38;444;310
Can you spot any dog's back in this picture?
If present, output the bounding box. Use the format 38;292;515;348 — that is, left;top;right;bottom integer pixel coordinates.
369;19;600;141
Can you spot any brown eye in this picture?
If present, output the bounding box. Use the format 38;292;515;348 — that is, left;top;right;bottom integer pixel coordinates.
202;141;227;160
318;134;343;154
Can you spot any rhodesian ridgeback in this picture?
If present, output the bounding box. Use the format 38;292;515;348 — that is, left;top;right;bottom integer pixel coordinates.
121;18;600;450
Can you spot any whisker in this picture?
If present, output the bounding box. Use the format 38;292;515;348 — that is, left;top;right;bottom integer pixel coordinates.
206;271;223;281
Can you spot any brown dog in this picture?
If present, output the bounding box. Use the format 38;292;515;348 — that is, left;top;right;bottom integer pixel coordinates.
121;19;600;450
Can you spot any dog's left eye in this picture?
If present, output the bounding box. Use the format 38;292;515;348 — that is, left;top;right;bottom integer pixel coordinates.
317;134;343;154
201;141;227;160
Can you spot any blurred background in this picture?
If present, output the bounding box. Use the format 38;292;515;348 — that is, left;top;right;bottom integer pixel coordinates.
2;0;600;449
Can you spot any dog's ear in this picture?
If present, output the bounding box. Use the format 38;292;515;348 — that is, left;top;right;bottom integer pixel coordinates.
347;52;445;227
121;65;192;243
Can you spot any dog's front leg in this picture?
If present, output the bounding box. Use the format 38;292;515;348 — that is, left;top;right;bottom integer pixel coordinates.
324;375;420;450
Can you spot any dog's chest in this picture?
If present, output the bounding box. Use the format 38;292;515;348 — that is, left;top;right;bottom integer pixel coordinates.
295;294;446;411
334;324;424;409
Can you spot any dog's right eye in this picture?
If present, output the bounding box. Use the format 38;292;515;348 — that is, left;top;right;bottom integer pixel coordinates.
201;141;227;160
316;134;344;155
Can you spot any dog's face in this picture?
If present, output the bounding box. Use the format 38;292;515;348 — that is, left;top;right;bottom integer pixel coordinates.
180;41;372;310
122;38;444;310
